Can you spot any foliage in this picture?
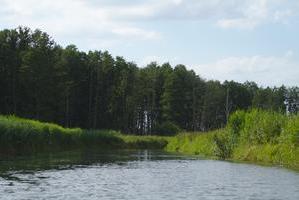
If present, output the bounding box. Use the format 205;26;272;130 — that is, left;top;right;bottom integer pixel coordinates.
121;135;169;149
279;115;299;145
167;110;299;170
0;115;169;155
212;130;232;159
166;130;221;157
235;109;286;145
1;27;298;136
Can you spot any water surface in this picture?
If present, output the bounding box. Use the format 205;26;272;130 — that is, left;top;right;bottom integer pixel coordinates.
1;150;299;200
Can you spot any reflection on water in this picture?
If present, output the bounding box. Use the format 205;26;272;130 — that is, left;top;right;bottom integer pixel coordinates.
1;150;299;200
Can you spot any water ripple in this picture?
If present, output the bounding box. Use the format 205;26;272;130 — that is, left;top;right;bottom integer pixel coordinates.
0;150;299;200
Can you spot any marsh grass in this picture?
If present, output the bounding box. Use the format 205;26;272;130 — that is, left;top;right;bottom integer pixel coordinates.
0;115;169;155
121;135;170;149
166;130;221;157
166;109;299;170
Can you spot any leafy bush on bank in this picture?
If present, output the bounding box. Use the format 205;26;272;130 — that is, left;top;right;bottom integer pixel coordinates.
167;109;299;169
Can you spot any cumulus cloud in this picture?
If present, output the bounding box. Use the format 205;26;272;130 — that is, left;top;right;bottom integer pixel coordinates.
194;51;299;87
111;27;160;40
217;18;260;30
0;0;297;51
1;0;297;34
0;0;298;86
215;0;297;29
0;0;161;48
98;0;297;29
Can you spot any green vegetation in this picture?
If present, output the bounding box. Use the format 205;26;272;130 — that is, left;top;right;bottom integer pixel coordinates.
1;27;298;136
1;110;299;170
120;135;170;149
167;109;299;170
166;130;218;157
1;27;299;170
0;115;168;156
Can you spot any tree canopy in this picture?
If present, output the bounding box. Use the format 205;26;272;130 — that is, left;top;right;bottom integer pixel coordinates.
0;27;298;135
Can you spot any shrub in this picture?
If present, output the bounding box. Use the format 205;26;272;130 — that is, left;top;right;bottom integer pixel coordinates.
279;115;299;146
228;110;246;137
227;110;246;147
213;129;232;159
239;109;286;145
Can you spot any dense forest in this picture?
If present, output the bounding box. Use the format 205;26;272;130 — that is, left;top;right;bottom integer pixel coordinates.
0;27;298;135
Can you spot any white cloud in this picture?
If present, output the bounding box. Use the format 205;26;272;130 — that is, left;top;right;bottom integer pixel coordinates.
274;9;293;23
1;0;296;32
194;51;299;86
108;0;297;29
215;0;296;29
0;0;161;47
217;18;259;30
111;27;160;40
0;0;297;50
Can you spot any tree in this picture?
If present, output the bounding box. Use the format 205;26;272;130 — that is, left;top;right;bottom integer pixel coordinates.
0;27;295;135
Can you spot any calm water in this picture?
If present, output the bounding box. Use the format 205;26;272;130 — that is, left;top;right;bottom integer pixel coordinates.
0;150;299;200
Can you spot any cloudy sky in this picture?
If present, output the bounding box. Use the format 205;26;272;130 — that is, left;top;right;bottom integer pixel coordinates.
1;0;299;86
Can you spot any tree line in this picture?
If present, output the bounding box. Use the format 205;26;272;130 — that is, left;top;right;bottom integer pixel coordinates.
0;27;298;135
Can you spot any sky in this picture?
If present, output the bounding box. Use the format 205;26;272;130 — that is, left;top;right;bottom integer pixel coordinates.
1;0;299;87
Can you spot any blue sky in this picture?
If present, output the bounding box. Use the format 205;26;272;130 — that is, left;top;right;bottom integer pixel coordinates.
1;0;299;86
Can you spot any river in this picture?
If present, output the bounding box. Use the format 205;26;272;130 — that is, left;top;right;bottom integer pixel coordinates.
0;150;299;200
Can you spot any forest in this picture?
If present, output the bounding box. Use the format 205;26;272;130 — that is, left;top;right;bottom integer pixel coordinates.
1;27;299;135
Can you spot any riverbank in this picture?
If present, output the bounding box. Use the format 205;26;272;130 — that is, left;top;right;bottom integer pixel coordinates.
166;109;299;170
1;110;299;171
0;115;169;156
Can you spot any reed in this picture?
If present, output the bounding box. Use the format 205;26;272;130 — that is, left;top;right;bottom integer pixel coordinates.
166;109;299;170
0;115;169;155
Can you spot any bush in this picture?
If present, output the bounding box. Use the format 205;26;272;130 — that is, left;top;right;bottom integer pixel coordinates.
279;115;299;146
213;130;232;159
227;110;246;147
166;109;299;169
228;110;246;137
237;109;286;145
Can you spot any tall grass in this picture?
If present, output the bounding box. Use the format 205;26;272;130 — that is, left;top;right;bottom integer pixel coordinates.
0;115;169;155
166;130;223;157
121;135;170;149
166;109;299;170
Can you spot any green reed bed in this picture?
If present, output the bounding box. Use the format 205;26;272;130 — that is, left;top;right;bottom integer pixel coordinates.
0;115;169;156
121;135;170;149
167;109;299;170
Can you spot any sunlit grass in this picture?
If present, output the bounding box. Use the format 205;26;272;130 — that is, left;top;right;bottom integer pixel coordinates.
0;115;169;155
166;109;299;170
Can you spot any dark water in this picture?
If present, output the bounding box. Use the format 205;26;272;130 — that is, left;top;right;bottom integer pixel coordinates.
0;150;299;200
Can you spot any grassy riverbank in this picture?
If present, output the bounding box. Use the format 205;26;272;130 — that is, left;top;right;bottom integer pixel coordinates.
1;111;298;170
0;115;168;156
166;109;299;170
